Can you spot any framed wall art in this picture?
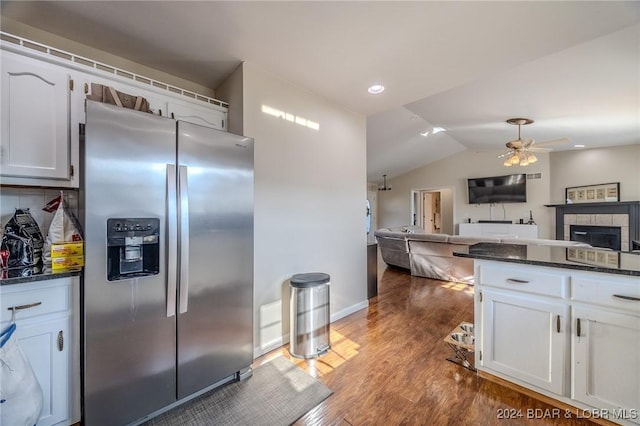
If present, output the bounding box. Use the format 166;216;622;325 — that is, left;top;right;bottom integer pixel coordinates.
565;182;619;204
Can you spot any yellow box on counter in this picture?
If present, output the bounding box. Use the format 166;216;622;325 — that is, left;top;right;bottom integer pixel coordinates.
51;242;84;257
52;255;84;270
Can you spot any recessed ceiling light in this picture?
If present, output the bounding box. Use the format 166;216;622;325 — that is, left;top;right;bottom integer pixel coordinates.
420;131;429;137
574;144;585;148
432;127;445;134
368;84;385;95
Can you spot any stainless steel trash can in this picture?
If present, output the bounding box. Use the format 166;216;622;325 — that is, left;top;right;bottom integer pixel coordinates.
289;272;331;358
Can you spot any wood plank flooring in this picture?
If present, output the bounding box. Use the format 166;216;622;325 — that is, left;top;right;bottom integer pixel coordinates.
255;261;595;425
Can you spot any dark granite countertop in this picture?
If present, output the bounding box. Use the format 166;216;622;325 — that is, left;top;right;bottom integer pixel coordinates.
453;243;640;277
0;267;81;286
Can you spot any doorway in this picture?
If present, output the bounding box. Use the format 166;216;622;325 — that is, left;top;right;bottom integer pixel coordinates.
421;192;441;233
411;187;454;235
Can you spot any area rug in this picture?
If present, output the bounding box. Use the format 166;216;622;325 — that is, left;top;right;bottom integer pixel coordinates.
144;356;333;426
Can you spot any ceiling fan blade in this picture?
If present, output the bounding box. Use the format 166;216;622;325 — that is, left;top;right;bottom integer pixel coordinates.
533;137;570;147
497;150;512;158
528;147;552;152
523;139;535;148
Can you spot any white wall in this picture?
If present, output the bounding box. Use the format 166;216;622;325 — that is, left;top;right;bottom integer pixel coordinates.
379;149;553;238
239;63;368;356
215;63;243;135
549;144;640;203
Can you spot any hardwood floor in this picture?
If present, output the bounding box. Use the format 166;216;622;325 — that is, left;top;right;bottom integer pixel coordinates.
255;262;594;426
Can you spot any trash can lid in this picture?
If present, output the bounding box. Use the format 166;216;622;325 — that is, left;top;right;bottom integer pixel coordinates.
290;272;330;288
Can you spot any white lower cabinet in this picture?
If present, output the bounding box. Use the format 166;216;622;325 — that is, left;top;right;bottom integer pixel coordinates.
0;277;78;426
480;289;568;395
476;260;640;425
572;307;640;424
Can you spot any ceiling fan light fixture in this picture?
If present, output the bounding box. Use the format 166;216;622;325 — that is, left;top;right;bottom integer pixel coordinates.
500;118;540;167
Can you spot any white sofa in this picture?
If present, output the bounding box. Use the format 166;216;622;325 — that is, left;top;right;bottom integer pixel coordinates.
374;228;590;285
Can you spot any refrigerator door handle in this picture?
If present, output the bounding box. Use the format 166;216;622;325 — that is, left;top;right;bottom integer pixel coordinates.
178;165;190;314
166;164;177;317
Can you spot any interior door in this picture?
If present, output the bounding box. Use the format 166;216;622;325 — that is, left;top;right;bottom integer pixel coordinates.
176;121;254;398
422;192;434;233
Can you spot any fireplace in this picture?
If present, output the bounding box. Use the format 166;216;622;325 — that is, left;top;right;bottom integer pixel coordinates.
546;201;639;252
570;225;621;251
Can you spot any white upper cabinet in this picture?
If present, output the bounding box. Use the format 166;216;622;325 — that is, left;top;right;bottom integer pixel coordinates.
1;51;72;182
1;34;228;188
168;100;226;130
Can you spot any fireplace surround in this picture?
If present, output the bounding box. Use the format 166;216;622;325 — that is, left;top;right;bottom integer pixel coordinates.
546;201;639;252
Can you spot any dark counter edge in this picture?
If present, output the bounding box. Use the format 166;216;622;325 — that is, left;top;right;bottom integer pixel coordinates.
453;246;640;277
1;269;82;286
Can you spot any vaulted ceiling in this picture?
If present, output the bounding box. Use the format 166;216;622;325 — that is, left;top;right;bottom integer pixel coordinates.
2;1;638;182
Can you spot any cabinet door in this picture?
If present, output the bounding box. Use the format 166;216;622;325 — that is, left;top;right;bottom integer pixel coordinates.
480;289;568;394
1;52;71;180
573;306;640;423
168;100;226;130
12;316;71;426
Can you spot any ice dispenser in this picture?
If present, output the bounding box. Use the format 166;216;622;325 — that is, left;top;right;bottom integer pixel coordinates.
107;218;160;281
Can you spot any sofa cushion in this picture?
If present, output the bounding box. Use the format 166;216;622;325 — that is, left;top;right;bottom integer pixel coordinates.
374;230;410;269
447;235;501;245
408;240;455;257
410;253;475;284
406;233;449;242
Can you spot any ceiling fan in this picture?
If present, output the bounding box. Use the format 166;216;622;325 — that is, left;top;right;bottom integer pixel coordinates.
499;118;568;167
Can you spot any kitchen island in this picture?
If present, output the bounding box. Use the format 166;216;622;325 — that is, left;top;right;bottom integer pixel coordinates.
454;243;639;426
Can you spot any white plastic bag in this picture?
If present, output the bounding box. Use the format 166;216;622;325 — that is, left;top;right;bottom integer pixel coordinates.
42;193;83;265
0;322;44;426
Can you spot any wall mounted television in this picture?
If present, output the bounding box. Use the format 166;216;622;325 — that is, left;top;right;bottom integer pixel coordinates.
467;173;527;204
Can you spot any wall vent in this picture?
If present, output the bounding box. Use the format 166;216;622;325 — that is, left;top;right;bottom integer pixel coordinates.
526;173;542;180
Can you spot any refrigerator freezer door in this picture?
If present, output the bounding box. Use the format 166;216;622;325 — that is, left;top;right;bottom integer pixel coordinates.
176;121;254;398
83;101;177;426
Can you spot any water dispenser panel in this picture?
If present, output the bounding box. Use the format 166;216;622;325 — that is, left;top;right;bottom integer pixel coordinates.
106;218;160;281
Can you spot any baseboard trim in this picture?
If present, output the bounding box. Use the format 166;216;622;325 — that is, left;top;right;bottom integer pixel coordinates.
330;300;369;323
253;299;370;359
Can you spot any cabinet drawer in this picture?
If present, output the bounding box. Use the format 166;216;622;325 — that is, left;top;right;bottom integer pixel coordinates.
478;261;569;298
572;273;640;313
0;279;72;323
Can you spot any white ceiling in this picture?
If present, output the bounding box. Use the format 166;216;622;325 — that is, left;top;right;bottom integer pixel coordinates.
2;1;639;183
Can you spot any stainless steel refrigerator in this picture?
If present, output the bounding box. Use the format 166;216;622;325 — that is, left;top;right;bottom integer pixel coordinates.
82;101;254;425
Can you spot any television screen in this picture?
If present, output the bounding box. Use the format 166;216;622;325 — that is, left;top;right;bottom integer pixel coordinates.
467;174;527;204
